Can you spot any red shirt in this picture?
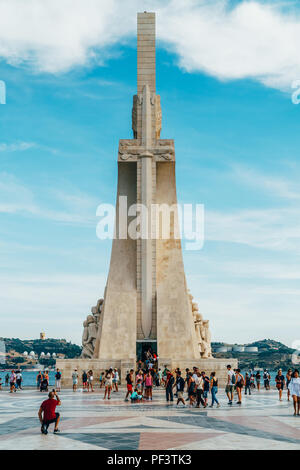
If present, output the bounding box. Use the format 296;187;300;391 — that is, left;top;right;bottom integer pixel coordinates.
41;399;58;421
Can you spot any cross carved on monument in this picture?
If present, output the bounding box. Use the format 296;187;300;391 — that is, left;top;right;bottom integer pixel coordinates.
117;13;176;340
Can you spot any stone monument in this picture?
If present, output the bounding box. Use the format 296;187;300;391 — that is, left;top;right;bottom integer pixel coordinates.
57;12;237;386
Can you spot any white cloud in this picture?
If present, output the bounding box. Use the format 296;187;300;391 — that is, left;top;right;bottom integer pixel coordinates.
232;165;300;200
0;172;97;224
0;142;36;152
188;274;299;345
0;273;106;343
0;0;299;90
206;207;300;252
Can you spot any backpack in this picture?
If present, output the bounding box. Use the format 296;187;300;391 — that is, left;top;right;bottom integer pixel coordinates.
231;373;236;385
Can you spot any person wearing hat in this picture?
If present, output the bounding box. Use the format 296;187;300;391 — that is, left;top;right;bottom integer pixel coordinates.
112;368;119;392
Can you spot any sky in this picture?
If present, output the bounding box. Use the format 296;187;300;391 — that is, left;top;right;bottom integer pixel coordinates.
0;0;300;347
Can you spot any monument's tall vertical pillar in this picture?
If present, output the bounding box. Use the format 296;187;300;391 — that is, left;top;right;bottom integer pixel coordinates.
136;12;157;341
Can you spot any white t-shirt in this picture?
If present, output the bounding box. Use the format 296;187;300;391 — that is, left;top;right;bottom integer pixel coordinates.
195;376;203;390
288;377;300;397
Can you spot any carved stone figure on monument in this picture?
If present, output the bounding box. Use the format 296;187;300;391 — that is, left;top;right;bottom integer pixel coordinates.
202;320;212;358
82;320;93;358
81;313;99;358
90;298;103;326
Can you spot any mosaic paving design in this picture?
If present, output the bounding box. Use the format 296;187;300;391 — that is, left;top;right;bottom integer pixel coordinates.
0;387;299;450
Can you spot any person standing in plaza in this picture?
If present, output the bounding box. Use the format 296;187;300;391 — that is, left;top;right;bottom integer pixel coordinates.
174;370;185;407
112;368;119;393
136;369;144;394
104;369;113;400
286;369;292;401
40;373;49;392
166;370;175;402
5;373;9;387
275;369;285;401
55;369;61;392
288;370;300;416
44;371;49;390
201;371;210;407
195;371;206;408
38;390;61;434
72;369;78;392
185;368;190;392
145;370;153;401
125;369;134;402
255;371;261;391
244;373;252;395
209;372;220;408
187;372;196;406
36;371;42;390
162;366;168;387
9;370;16;393
235;369;244;404
87;370;94;392
16;370;22;390
157;368;162;386
263;369;270;390
82;370;88;390
226;365;235;405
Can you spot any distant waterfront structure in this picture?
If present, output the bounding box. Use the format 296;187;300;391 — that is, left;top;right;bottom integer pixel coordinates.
40;332;46;340
233;346;245;352
212;344;259;354
245;346;258;353
215;346;228;353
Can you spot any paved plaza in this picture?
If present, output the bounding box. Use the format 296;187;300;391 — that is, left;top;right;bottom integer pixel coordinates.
0;387;299;450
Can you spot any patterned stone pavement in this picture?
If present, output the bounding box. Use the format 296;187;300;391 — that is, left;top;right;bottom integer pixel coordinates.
0;387;299;450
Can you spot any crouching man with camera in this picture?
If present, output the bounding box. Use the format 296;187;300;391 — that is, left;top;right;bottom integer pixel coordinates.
38;389;61;434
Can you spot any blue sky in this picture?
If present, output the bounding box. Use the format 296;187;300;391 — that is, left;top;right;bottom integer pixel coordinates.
0;0;300;346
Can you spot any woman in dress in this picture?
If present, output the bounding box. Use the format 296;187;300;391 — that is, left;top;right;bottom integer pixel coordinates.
104;368;113;400
288;370;300;416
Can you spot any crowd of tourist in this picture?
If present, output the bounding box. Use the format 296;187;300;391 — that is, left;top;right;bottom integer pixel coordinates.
63;362;300;413
2;358;300;435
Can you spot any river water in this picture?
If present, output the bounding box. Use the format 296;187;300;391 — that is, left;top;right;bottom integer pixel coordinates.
0;369;288;388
